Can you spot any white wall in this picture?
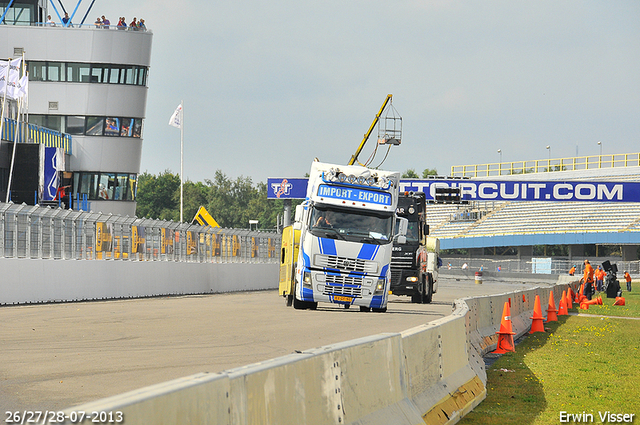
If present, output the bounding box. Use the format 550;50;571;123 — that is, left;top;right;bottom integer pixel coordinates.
0;258;278;305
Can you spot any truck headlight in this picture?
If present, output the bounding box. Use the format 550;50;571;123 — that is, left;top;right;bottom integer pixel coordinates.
374;279;386;295
302;272;312;288
406;276;418;282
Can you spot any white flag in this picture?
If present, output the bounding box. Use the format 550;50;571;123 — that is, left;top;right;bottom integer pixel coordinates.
169;103;182;128
16;75;29;99
0;58;23;97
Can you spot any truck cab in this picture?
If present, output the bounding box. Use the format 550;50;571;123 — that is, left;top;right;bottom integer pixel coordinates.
390;192;440;303
282;161;405;312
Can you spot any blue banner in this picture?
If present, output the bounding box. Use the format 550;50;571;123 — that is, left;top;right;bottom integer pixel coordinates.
399;179;640;203
268;177;640;202
267;178;309;199
43;147;61;201
316;184;392;205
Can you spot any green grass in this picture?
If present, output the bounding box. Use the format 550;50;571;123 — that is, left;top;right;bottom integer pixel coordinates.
459;282;640;424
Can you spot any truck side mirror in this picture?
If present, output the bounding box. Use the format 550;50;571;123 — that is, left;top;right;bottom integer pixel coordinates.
395;217;408;244
423;223;429;236
294;204;303;222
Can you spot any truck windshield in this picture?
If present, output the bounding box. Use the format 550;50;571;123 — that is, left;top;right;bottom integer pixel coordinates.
395;220;420;243
309;204;393;244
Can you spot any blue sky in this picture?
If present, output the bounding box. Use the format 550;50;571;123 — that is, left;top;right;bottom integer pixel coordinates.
94;0;639;183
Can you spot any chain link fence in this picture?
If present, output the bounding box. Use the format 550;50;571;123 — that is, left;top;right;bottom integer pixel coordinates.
0;203;281;263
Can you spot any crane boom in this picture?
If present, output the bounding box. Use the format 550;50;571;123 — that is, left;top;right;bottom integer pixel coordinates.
348;94;393;166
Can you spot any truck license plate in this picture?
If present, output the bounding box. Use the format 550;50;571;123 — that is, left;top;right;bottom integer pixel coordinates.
334;295;352;302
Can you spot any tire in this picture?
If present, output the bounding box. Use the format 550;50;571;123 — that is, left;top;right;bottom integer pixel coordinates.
285;294;293;307
423;275;433;304
293;295;307;310
309;302;318;310
359;306;371;312
411;291;422;304
343;304;351;309
372;307;387;313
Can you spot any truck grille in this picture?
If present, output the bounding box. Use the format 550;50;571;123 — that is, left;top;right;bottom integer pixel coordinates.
325;274;364;286
315;254;378;273
322;283;363;297
390;257;413;269
390;257;413;286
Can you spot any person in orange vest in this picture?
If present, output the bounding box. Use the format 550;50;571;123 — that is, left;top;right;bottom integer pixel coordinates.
580;259;595;300
624;271;632;292
569;265;576;276
595;266;605;292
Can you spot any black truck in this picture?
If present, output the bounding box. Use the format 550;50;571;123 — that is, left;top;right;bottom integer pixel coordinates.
390;192;440;303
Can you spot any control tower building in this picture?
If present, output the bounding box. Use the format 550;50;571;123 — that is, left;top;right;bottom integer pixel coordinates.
0;0;152;216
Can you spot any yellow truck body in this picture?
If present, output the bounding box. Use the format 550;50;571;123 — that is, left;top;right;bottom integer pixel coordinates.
279;225;300;301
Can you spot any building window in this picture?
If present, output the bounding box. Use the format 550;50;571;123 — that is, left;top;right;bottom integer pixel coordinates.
29;62;46;81
74;172;137;201
66;116;85;135
86;116;104;136
26;61;149;86
104;118;120;136
29;115;143;138
47;62;65;82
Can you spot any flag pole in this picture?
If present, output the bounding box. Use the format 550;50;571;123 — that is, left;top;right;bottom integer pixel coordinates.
6;55;24;203
180;100;184;223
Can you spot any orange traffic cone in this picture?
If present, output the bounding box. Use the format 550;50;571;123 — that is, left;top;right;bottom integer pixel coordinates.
493;301;516;354
566;288;573;309
580;302;589;310
582;298;600;307
613;297;626;306
546;291;558;322
596;297;603;305
574;287;581;304
558;291;568;316
530;295;545;333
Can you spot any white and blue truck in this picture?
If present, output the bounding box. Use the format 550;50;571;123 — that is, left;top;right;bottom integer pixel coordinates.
279;160;406;312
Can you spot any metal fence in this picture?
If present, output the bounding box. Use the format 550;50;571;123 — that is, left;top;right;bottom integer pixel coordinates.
442;257;640;275
0;203;281;263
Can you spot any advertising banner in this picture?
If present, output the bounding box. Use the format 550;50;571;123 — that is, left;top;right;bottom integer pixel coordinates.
399;179;640;203
268;177;640;203
267;178;309;199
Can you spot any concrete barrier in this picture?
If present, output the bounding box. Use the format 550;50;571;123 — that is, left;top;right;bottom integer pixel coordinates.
62;278;577;425
0;258;278;305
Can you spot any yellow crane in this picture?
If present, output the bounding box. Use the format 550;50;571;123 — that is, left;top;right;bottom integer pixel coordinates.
348;94;401;167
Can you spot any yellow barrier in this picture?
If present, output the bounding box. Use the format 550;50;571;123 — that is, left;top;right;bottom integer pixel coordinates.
451;152;640;178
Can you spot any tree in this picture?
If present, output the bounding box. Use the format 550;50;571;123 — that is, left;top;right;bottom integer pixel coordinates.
136;170;299;230
135;170;180;220
422;168;438;177
402;169;419;178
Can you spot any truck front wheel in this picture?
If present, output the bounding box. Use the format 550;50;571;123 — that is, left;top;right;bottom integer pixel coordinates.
423;275;433;304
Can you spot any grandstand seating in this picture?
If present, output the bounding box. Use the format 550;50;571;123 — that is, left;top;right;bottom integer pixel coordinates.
426;165;640;242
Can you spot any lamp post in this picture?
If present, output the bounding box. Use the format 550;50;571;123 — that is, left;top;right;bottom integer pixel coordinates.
497;149;502;175
598;140;602;156
546;145;551;172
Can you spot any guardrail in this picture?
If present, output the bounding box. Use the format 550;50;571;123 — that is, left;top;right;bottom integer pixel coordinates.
451;152;640;178
0;203;280;264
59;277;575;425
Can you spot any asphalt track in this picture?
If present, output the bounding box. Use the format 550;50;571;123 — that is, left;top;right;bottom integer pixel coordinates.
0;277;547;413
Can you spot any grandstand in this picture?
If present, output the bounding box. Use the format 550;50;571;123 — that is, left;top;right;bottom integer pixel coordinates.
425;155;640;265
